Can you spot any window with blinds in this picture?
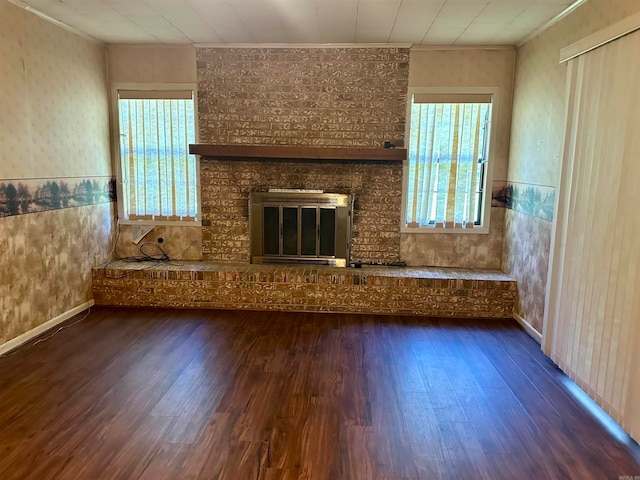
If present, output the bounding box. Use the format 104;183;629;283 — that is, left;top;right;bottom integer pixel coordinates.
117;89;198;222
404;92;493;230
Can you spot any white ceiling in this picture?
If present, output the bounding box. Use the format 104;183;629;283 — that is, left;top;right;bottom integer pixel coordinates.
12;0;580;46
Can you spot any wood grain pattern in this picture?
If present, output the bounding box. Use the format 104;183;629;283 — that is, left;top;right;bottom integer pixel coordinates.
0;307;638;479
188;144;407;161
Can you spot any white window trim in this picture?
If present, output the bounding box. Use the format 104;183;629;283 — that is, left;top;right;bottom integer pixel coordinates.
110;82;201;226
401;86;500;235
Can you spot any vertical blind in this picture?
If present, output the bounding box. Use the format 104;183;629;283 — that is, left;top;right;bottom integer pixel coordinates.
118;91;197;221
406;95;491;228
544;27;640;440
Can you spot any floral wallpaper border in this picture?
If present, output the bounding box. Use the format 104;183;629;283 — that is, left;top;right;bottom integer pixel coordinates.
0;176;116;218
492;180;555;222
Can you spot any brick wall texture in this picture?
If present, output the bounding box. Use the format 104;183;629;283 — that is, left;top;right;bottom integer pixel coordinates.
196;47;409;263
200;158;402;263
93;263;517;318
196;47;409;147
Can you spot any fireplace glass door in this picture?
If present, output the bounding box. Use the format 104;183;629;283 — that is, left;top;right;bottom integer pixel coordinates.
262;206;338;258
250;192;352;267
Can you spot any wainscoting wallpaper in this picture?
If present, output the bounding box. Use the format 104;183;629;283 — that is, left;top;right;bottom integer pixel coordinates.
493;181;554;332
502;208;552;333
0;176;115;218
0;203;115;346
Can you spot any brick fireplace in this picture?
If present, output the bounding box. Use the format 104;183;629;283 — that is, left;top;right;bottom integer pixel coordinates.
198;150;403;264
195;46;410;264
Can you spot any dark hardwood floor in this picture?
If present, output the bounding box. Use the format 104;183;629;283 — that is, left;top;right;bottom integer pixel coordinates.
0;307;638;480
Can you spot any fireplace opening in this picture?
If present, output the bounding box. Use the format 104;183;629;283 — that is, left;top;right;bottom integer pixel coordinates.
249;190;353;267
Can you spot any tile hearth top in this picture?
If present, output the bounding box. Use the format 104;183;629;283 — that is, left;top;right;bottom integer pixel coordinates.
99;260;514;282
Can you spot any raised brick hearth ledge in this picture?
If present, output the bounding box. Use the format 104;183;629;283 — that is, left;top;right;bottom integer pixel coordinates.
92;261;516;318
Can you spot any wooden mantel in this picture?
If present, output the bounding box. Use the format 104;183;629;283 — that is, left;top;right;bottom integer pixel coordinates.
189;144;406;162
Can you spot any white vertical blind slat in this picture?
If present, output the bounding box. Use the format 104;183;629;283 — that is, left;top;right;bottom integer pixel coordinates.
118;97;197;220
544;27;640;441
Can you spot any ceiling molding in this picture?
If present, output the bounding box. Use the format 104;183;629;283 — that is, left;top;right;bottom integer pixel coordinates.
517;0;587;48
411;45;515;51
194;43;414;49
560;10;640;62
7;0;101;44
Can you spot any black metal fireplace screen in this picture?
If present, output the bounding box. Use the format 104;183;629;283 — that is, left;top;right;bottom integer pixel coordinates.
249;190;353;267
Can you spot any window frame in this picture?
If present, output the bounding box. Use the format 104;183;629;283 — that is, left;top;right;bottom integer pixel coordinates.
401;86;499;235
110;83;201;226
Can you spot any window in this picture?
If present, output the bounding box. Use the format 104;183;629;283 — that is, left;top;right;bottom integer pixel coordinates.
403;90;496;232
116;87;198;223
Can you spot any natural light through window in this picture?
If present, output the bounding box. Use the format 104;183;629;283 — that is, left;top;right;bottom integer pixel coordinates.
118;90;198;222
404;92;493;231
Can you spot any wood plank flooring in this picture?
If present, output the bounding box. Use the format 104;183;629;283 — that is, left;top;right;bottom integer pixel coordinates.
0;307;638;479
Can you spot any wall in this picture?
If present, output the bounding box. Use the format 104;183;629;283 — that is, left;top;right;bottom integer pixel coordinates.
505;0;640;333
107;46;517;267
403;48;516;269
0;3;113;346
196;47;409;262
105;44;202;260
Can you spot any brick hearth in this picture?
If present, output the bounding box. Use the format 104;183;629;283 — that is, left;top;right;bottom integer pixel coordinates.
92;261;516;318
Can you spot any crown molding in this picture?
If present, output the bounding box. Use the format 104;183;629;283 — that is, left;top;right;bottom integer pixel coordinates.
7;0;101;44
194;42;413;49
517;0;587;48
410;45;515;51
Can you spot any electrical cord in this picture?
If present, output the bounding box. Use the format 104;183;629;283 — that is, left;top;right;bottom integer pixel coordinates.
101;219;197;278
0;308;92;359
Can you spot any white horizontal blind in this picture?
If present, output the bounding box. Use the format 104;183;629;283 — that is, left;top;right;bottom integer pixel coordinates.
545;28;640;440
118;93;197;221
405;100;491;227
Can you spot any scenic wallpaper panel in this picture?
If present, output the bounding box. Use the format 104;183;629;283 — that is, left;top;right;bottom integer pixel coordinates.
0;176;116;218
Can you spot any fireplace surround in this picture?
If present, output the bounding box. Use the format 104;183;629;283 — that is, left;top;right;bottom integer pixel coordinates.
192;144;406;264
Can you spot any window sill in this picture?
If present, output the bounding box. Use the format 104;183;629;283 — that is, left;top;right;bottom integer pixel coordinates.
119;219;202;227
401;226;489;235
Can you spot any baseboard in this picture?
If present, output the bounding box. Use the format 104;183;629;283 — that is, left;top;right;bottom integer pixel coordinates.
0;300;94;356
513;311;543;344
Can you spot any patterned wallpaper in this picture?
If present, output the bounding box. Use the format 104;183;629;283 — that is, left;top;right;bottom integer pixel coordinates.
0;3;114;347
502;209;551;333
0;3;110;179
0;204;114;346
106;44;196;83
510;0;640;188
504;0;640;333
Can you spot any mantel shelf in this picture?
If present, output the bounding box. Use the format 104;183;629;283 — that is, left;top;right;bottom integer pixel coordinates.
189;144;406;162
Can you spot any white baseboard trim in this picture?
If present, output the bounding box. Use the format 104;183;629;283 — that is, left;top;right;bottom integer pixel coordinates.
513;311;543;344
0;300;94;356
